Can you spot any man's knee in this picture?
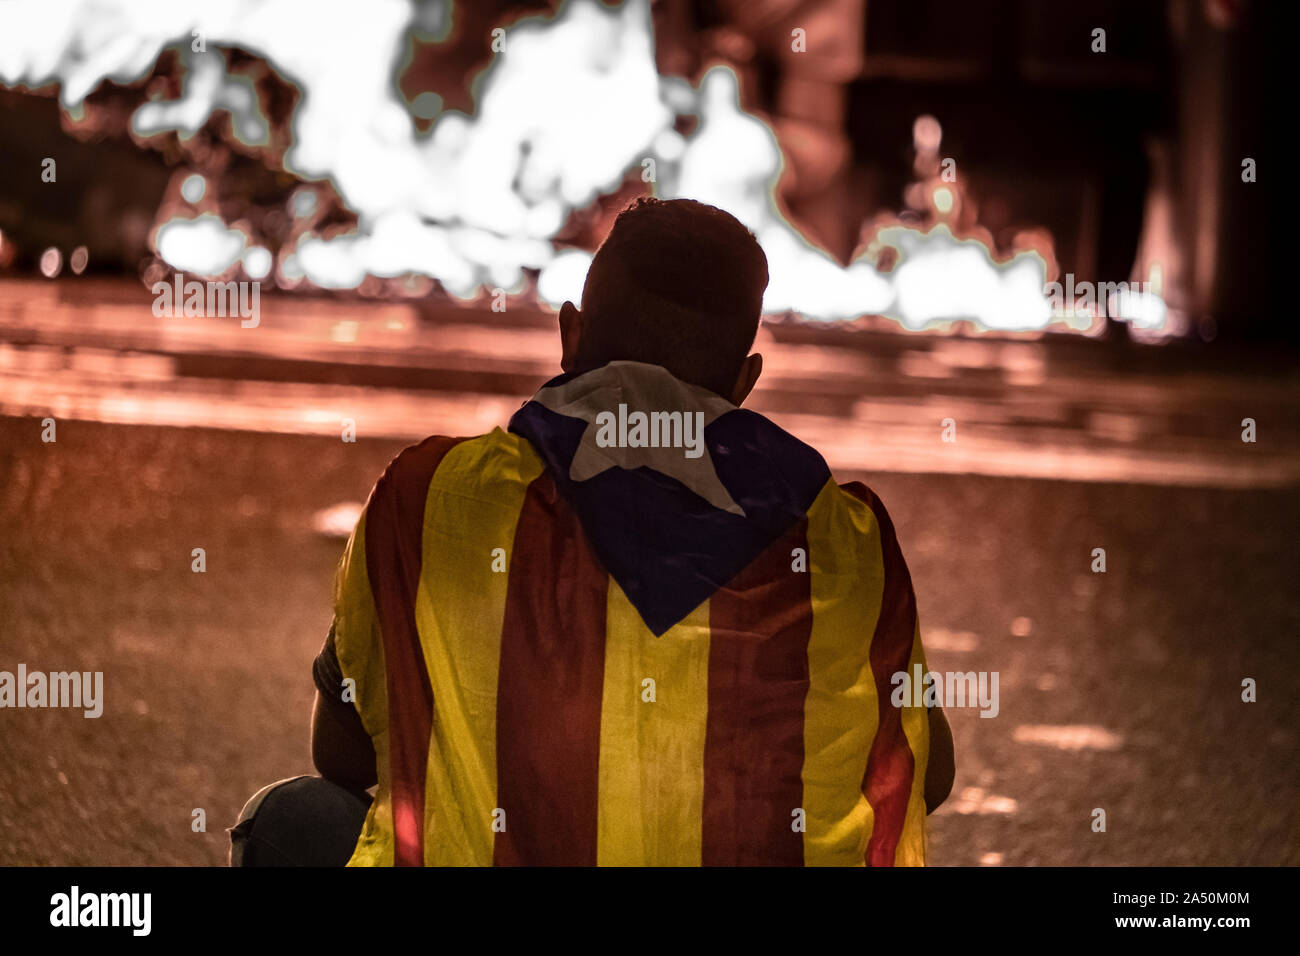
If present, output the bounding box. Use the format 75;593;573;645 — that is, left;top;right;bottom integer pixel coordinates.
229;775;372;867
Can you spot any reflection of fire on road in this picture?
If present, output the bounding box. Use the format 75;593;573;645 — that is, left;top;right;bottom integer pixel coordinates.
0;0;1164;333
2;277;1297;489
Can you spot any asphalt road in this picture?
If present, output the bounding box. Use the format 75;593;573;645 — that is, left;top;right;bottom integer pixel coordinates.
1;415;1296;866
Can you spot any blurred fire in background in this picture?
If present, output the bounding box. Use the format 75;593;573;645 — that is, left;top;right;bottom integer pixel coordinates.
0;0;1275;335
0;0;1290;480
0;1;1295;867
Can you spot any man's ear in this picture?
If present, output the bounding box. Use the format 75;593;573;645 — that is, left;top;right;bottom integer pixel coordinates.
730;352;763;406
559;300;582;372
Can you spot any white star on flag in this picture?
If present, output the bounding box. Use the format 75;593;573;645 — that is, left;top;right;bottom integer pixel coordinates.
531;361;746;516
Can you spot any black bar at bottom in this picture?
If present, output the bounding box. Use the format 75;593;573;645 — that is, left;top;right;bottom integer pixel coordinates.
0;865;1280;943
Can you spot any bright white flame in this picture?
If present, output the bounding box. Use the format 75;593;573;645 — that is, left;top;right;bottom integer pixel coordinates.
133;48;267;144
243;245;272;279
537;248;593;307
1108;288;1168;330
155;213;246;275
885;226;1052;330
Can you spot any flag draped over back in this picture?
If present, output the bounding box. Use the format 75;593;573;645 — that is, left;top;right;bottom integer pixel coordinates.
333;361;930;866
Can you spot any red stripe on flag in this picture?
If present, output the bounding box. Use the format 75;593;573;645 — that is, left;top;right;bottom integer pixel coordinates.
842;482;918;866
703;519;813;866
364;435;466;867
493;472;608;866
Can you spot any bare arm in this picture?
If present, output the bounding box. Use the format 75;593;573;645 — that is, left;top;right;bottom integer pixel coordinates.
310;688;377;792
924;705;955;813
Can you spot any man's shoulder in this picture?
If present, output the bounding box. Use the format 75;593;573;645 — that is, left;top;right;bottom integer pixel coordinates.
828;479;909;558
835;478;878;509
375;428;540;498
824;478;901;534
371;434;471;499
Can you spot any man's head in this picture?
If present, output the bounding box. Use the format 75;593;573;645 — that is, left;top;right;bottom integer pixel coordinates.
558;197;768;404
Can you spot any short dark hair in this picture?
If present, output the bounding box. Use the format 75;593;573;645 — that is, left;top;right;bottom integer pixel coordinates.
574;197;768;398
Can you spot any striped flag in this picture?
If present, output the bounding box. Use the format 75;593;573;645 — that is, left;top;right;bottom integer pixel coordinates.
332;362;930;866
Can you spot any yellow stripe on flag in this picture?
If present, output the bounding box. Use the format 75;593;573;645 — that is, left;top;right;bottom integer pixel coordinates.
801;480;885;866
895;620;930;865
334;510;397;867
597;581;710;866
415;428;543;865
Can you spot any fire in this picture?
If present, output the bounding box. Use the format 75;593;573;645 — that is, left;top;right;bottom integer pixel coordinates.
154;213;249;277
0;0;1165;332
